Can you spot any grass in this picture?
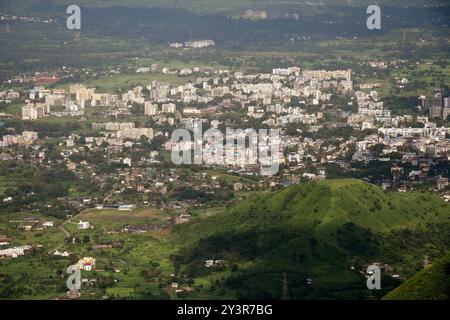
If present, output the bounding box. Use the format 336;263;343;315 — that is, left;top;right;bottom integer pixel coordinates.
384;253;450;300
0;205;179;299
1;179;449;299
170;179;450;299
175;179;450;242
205;169;259;185
0;102;23;116
79;207;165;229
106;286;135;297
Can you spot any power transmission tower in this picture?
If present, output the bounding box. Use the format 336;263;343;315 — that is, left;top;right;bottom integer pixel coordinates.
281;273;289;300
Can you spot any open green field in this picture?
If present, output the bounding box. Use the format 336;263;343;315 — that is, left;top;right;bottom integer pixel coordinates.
205;169;259;185
78;207;166;230
125;57;230;71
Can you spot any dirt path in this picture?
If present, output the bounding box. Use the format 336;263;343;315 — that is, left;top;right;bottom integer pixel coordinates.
59;226;70;238
47;211;85;254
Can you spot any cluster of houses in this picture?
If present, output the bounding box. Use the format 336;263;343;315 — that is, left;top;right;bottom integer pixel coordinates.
169;40;215;49
8;218;54;232
0;90;19;103
0;245;32;258
0;130;38;147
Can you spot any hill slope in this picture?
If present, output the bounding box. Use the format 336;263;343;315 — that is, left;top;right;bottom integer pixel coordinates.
384;253;450;300
172;179;450;299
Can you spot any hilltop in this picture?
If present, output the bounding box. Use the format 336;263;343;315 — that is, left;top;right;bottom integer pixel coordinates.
171;179;450;299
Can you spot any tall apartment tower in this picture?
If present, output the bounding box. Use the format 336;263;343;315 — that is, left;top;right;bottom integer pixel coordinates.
429;92;443;119
144;102;158;116
442;96;450;119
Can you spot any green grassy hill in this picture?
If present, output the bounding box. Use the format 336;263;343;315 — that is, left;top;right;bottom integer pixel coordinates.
1;178;449;299
384;253;450;300
171;179;450;299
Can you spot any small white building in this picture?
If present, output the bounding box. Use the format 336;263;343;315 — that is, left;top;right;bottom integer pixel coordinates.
53;250;71;257
123;158;132;167
205;260;215;268
77;220;90;230
43;221;54;228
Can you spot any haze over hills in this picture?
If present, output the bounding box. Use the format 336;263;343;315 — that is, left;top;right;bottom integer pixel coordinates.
1;0;449;15
0;0;448;81
171;179;450;299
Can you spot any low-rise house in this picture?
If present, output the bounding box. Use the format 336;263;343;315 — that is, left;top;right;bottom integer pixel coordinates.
205;259;227;268
53;250;71;257
176;214;192;224
233;182;243;191
77;257;96;271
437;176;449;190
77;220;90;230
43;221;54;228
205;260;214;268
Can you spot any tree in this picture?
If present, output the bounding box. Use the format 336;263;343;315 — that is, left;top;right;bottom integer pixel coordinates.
369;143;386;157
101;141;109;148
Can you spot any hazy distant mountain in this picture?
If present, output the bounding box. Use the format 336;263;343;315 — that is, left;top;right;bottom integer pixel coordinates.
1;0;449;16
